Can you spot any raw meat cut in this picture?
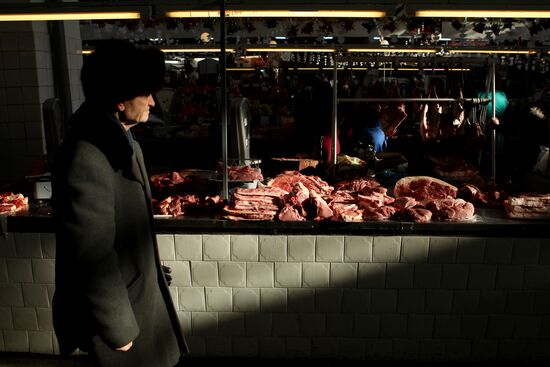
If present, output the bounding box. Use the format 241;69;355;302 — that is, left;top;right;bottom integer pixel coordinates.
309;190;333;220
505;193;550;219
278;205;306;221
223;207;277;221
285;182;310;206
233;187;287;198
223;187;286;221
0;192;28;214
391;196;418;210
379;82;407;137
226;165;264;182
334;178;381;192
0;203;16;214
268;171;333;195
357;192;395;210
394;176;457;201
155;194;200;216
420;86;442;141
363;206;398;221
405;208;433;223
425;198;475;221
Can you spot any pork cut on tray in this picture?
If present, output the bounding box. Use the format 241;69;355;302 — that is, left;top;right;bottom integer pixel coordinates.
223;187;287;221
393;176;458;201
0;192;29;214
505;193;550;219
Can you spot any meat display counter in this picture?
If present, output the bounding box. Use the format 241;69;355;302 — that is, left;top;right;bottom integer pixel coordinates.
3;165;550;363
4;200;549;238
2;196;550;361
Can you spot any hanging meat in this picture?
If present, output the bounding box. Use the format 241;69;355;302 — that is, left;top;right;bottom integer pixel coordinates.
438;84;465;139
450;85;465;131
420;86;442;141
379;81;407;137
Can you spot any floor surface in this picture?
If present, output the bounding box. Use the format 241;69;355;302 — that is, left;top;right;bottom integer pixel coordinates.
1;353;548;366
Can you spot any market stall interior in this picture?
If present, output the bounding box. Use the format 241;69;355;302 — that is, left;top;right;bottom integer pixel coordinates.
3;1;550;363
1;0;550;221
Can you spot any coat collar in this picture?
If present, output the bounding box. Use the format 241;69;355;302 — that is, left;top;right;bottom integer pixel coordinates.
68;102;145;185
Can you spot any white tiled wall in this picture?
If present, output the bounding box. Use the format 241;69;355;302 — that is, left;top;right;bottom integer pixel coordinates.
2;233;550;361
0;20;83;183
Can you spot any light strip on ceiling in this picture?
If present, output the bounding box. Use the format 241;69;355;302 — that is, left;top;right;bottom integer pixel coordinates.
288;67;476;71
347;48;437;53
83;48;237;54
227;68;256;71
416;10;550;18
161;48;236;53
166;10;385;18
166;10;219;18
289;67;370;71
246;47;335;53
0;12;140;21
449;49;535;54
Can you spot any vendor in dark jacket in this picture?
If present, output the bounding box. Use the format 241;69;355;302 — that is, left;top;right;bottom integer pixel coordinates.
52;40;188;367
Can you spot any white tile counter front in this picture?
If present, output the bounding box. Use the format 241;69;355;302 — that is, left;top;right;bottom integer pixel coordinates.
1;233;550;361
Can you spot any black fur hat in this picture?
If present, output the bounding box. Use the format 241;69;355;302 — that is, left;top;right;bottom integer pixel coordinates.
81;40;165;111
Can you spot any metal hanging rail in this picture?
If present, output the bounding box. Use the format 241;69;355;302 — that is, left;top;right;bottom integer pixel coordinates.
220;0;229;200
334;54;490;65
491;58;497;184
338;98;492;103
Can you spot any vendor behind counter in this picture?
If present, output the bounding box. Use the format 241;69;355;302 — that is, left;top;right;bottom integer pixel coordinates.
340;102;387;157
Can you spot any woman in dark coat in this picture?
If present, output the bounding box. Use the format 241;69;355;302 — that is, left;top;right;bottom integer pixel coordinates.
52;41;187;367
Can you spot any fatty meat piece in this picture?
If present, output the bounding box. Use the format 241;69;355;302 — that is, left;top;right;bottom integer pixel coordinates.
278;205;306;222
394;176;457;201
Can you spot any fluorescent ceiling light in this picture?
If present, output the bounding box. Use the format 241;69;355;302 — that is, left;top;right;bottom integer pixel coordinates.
166;10;219;18
227;68;256;71
416;10;550;18
348;48;437;53
289;67;372;71
0;12;140;21
246;47;335;52
448;49;535;54
161;48;235;53
166;10;385;18
84;48;236;54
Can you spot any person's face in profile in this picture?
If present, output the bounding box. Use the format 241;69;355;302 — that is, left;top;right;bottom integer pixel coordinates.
118;94;155;128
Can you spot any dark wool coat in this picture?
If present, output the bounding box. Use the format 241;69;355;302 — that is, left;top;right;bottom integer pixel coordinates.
52;103;188;367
